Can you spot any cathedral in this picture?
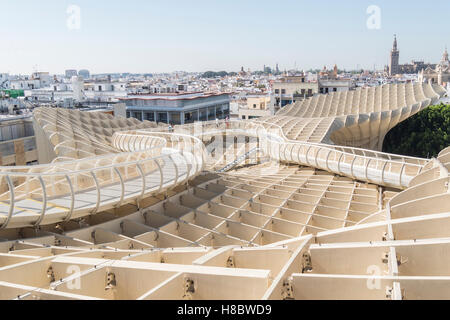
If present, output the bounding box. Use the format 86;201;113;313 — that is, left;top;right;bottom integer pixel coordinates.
387;35;437;76
418;47;450;86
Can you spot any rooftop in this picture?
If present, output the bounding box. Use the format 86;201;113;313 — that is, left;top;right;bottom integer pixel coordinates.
119;92;230;101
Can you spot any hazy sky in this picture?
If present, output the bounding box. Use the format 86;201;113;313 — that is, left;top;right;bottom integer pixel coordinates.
1;0;449;74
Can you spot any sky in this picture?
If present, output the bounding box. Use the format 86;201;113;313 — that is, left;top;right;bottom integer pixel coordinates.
0;0;449;75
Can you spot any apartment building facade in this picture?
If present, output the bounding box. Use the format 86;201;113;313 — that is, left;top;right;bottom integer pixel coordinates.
273;76;318;108
239;95;274;120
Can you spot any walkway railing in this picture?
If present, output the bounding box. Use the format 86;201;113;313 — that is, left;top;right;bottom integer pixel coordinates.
0;131;206;229
175;119;426;189
217;147;260;173
0;117;430;229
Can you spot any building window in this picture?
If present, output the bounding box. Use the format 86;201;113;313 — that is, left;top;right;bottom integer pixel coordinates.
185;112;194;123
157;112;168;123
145;112;155;122
333;88;337;92
308;89;312;96
199;109;207;121
253;104;257;108
275;89;279;94
170;112;181;125
208;107;216;118
281;89;286;94
222;105;230;118
132;112;142;121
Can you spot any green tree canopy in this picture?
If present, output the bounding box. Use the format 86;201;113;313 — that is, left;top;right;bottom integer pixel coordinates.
201;71;229;78
383;103;450;158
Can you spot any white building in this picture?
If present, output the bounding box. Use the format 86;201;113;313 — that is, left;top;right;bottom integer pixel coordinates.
9;72;52;90
84;81;128;102
318;79;355;94
0;74;10;89
238;95;274;120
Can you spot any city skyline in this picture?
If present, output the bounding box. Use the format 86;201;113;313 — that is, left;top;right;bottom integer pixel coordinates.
0;0;449;74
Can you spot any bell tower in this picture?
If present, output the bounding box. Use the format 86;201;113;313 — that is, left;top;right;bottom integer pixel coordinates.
442;47;449;64
389;35;400;76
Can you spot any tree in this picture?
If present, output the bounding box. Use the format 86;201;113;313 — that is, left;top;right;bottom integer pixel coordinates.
201;71;228;78
383;103;450;158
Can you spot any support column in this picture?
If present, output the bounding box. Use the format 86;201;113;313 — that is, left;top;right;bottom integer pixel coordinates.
245;136;250;166
14;139;26;165
222;131;227;163
234;136;238;164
